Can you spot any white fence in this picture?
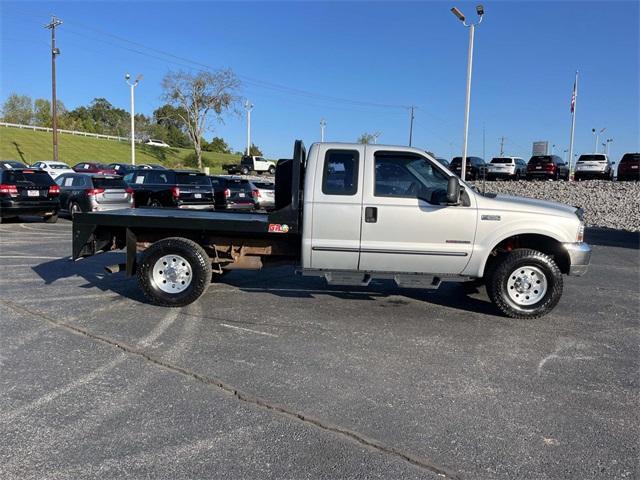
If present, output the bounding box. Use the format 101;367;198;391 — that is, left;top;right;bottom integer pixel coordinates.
0;121;142;143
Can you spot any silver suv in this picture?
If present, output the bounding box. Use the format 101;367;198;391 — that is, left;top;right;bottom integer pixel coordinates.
486;157;527;180
574;154;613;180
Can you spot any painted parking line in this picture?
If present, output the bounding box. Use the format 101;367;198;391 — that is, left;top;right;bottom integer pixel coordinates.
219;323;278;338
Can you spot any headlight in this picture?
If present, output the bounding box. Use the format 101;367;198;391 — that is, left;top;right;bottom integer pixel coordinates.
577;222;585;243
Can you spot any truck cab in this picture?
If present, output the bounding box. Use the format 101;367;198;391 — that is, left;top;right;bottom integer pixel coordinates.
73;140;591;319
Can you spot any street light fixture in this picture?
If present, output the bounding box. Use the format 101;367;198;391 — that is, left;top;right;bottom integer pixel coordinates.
451;5;484;181
592;127;606;153
126;73;143;165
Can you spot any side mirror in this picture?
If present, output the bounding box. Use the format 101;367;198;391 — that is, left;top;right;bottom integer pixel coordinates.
447;176;460;204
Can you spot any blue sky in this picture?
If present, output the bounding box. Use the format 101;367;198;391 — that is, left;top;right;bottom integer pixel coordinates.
1;1;638;161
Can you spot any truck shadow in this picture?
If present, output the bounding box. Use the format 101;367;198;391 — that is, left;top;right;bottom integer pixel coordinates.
585;227;639;250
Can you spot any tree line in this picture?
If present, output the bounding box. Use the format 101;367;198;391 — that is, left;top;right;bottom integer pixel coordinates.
1;69;262;169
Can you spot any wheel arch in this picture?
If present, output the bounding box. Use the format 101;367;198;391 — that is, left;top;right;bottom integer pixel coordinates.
481;233;571;277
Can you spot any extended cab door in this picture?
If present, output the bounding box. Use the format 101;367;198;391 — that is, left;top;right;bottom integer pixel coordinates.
359;147;477;274
309;146;364;270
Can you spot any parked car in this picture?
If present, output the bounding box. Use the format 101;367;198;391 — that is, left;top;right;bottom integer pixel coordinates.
526;155;569;180
209;176;256;210
0;168;60;223
449;156;487;180
108;163;138;174
55;173;133;217
72;162;118;175
223;155;277;175
30;161;74;179
123;169;214;209
251;181;276;209
0;160;28;170
144;139;171;148
486;157;527;180
434;157;450;167
574;154;614;180
616;153;639;181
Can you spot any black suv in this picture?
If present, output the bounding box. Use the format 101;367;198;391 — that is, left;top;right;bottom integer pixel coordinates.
449;156;487;180
209;176;256;210
123;169;214;209
526;155;569;180
0;168;60;223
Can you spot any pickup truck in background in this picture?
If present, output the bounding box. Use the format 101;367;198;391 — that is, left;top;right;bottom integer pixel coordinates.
72;141;591;319
224;155;277;175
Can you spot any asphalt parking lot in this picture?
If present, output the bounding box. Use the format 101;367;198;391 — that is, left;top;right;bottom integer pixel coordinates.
0;218;638;479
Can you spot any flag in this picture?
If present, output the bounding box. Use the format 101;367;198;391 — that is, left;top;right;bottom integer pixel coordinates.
570;78;577;113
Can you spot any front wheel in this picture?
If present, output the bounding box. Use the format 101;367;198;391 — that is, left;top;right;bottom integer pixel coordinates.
137;237;212;307
486;249;563;319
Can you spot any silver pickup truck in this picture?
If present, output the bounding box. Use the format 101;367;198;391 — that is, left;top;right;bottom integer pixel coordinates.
73;140;591;319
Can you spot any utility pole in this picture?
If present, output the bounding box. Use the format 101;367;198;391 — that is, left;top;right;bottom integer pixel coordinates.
44;16;63;162
320;118;326;142
408;106;415;146
125;74;142;165
482;124;485;159
245;100;254;156
551;144;556;155
373;132;382;144
499;136;505;156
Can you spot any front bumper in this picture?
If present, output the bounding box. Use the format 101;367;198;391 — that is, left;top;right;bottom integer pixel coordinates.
563;242;592;276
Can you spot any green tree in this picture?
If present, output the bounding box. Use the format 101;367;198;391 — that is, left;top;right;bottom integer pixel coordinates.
33;98;66;128
1;93;33;124
357;133;376;144
161;69;240;169
203;136;231;153
249;143;263;156
152;104;192;148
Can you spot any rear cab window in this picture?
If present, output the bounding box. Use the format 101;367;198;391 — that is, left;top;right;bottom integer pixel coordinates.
322;150;359;196
491;158;514;164
529;156;553;165
176;173;211;186
577;155;607;162
620;154;640;164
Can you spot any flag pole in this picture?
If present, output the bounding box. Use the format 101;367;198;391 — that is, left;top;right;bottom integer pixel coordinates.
568;70;578;180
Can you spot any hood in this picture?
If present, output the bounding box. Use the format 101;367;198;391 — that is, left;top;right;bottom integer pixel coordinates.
477;193;578;219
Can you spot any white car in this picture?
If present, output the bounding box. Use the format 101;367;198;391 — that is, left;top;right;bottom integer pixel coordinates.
144;139;171;148
30;161;74;179
574;154;614;180
486;157;527;180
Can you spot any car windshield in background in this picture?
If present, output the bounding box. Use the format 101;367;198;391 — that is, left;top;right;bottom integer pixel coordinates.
578;155;606;162
530;156;552;164
176;173;211;186
5;170;55;186
92;177;126;189
50;164;70;169
253;182;274;189
96;164;111;169
491;158;513;164
2;161;27;169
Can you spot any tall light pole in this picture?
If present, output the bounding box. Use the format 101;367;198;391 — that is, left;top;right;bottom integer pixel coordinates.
372;132;382;144
125;73;142;165
563;149;568;163
245;100;254;156
408;106;415;146
45;16;63;162
451;5;484;181
320;118;326;142
592;127;606;153
604;138;613;156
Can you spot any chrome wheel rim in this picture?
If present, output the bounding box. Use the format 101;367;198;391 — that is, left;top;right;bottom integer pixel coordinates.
506;265;547;306
70;204;80;217
152;254;193;293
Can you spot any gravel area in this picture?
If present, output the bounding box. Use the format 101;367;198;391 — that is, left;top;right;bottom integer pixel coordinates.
472;179;640;232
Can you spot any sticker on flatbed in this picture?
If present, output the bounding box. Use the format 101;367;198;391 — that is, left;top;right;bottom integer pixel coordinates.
268;223;289;233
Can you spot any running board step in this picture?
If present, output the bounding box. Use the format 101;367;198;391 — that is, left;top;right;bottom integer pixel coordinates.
393;275;441;289
324;272;371;286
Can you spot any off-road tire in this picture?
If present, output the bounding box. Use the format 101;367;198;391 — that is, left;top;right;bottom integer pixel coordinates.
148;198;163;208
241;166;250;175
268;165;276;175
486;248;563;319
137;237;212;307
44;213;58;223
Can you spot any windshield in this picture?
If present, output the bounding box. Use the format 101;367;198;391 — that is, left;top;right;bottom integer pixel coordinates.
620;154;640;164
176;173;211;186
50;163;70;169
529;156;553;164
4;170;55;186
491;158;514;164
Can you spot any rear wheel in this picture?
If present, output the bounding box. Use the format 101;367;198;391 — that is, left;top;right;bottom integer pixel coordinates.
69;202;81;219
137;237;212;307
149;198;163;208
268;165;276;175
240;166;250;175
486;249;563;319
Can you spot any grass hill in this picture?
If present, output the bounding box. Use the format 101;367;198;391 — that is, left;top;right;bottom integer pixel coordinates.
0;126;241;173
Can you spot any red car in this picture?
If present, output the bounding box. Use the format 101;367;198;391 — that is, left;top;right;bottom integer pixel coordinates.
617;153;640;181
72;162;118;175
